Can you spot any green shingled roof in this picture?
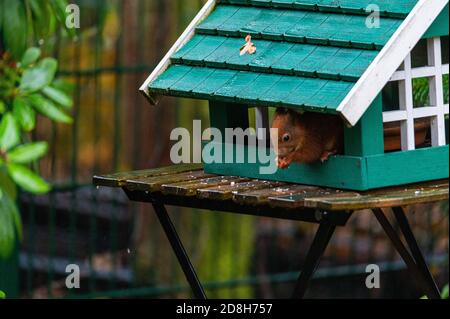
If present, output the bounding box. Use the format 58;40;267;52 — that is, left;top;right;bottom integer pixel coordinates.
148;0;418;113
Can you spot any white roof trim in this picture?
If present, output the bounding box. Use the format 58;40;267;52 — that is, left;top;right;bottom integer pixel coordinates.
337;0;449;127
139;0;217;105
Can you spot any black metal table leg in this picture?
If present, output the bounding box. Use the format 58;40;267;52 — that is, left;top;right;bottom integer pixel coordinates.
372;208;441;299
152;202;207;299
292;218;336;299
392;207;441;298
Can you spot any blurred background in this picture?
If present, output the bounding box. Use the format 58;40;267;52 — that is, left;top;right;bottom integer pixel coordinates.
0;0;448;299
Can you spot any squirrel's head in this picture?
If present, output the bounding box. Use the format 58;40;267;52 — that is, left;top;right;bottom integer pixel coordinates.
271;108;306;164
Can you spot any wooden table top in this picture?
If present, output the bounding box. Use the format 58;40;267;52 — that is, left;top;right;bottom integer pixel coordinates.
93;164;448;212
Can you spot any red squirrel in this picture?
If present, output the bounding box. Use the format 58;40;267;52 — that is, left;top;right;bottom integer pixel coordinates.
271;108;344;169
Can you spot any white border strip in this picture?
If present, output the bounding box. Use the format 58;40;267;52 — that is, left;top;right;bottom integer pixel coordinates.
139;0;217;104
336;0;449;126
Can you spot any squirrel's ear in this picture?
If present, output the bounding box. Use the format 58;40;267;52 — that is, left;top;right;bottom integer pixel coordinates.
275;107;288;115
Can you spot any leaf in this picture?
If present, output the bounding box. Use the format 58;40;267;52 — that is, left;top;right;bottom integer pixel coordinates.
20;47;41;67
7;163;50;194
240;35;256;56
50;0;68;24
0;189;20;259
50;0;75;37
52;78;75;95
27;94;73;124
13;96;36;131
42;86;73;109
0;101;5;114
28;0;52;39
0;167;17;200
0;290;5;299
2;0;27;60
19;58;58;93
0;113;20;152
8;142;48;164
0;0;3;33
442;284;449;299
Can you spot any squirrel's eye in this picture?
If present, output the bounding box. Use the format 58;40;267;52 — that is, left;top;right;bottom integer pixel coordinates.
282;134;290;142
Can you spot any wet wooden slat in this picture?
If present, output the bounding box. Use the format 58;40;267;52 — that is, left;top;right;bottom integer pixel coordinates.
306;184;449;211
268;189;359;209
94;164;448;212
162;176;251;196
125;170;215;192
93;164;203;187
364;179;449;196
233;184;318;205
197;180;286;200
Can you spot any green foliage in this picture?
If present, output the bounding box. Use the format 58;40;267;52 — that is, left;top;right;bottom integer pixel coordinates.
0;0;74;260
0;46;73;259
1;0;27;59
0;0;73;60
0;289;5;299
413;75;449;107
20;58;58;92
442;284;449;299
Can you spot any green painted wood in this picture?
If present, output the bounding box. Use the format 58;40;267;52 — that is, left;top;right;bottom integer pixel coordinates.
172;35;377;81
203;142;368;190
365;145;449;189
220;0;417;17
209;101;249;134
197;5;403;49
203;143;449;191
422;4;449;39
149;65;354;112
344;94;384;156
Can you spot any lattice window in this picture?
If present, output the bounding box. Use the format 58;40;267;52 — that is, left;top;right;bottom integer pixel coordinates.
383;36;449;151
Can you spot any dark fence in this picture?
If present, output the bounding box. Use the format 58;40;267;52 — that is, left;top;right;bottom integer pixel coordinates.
10;0;449;299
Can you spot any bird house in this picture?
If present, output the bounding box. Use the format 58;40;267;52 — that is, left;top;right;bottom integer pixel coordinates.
140;0;449;191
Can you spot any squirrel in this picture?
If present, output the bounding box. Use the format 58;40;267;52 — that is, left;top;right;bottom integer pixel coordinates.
271;108;344;169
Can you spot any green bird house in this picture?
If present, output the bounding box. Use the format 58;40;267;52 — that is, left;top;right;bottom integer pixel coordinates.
140;0;449;191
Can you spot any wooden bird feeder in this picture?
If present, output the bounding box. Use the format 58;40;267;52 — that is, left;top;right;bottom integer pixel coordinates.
140;0;449;190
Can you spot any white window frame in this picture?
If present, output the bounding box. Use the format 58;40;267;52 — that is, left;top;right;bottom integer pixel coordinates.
383;36;449;151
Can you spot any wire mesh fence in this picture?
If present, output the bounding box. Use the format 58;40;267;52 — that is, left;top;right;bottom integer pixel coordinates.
11;0;449;299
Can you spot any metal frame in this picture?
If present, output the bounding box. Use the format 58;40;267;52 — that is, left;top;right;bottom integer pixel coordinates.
372;208;441;299
124;189;441;299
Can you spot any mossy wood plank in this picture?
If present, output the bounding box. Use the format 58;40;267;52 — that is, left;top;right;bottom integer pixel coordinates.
220;0;417;17
197;5;403;48
125;171;215;192
161;176;251;196
365;146;450;189
93;164;203;188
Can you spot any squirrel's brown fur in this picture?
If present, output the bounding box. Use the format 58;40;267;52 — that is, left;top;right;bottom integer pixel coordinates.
271;108;344;169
